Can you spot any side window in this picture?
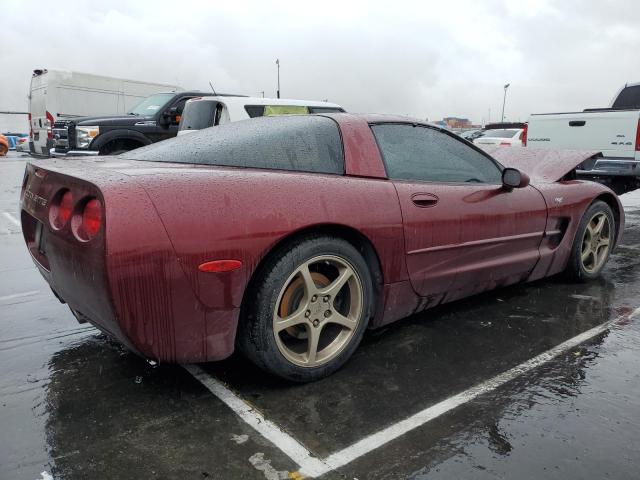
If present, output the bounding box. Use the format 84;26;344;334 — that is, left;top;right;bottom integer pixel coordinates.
371;124;502;184
245;105;265;118
173;98;190;115
167;97;193;125
264;105;309;116
308;106;345;114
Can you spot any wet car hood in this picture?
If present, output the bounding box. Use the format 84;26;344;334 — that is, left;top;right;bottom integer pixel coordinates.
482;147;601;183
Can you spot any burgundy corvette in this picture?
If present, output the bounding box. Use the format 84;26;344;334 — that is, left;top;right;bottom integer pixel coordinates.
20;114;623;381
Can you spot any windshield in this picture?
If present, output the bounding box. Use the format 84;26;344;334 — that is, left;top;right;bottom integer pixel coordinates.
127;93;175;115
481;129;518;139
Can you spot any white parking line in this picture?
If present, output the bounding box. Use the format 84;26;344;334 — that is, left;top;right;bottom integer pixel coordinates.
0;290;40;303
184;364;330;475
186;310;635;478
2;212;20;227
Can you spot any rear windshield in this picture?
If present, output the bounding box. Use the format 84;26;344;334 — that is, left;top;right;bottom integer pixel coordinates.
179;100;217;131
612;85;640;109
122;115;344;175
481;129;518;138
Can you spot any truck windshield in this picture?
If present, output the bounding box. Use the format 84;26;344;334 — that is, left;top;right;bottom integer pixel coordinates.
127;93;175;115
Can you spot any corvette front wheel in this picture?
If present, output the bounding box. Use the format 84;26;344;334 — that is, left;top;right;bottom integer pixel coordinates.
565;200;615;281
238;235;373;382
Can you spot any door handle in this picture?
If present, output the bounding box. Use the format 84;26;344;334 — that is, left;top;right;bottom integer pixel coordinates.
411;193;439;207
569;120;586;127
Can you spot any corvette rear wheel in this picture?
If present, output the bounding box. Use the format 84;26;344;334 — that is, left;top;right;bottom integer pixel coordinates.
238;235;373;382
565;200;615;281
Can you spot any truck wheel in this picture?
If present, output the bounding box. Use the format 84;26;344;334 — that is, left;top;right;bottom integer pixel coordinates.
238;235;374;382
565;200;615;281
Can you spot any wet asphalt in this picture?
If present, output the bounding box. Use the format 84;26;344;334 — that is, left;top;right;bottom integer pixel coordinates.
1;150;639;480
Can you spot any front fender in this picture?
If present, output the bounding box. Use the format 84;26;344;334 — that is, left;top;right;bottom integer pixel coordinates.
90;129;152;152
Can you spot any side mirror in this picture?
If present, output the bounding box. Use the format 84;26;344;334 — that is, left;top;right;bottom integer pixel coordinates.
502;168;530;189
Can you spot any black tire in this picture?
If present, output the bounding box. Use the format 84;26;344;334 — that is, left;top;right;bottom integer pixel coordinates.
237;235;374;382
565;200;615;281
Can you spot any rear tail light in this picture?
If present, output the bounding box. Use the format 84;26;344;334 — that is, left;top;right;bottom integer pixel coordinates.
50;190;74;229
46;111;54;139
76;198;102;240
28;113;33;139
635;119;640;151
521;124;528;146
499;142;512;146
49;191;103;240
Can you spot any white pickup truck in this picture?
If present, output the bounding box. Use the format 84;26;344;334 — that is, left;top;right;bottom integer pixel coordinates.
527;83;640;193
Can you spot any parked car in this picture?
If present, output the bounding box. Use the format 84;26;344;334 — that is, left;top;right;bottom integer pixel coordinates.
15;136;31;153
52;91;241;157
474;128;525;147
459;129;484;141
0;135;7;156
29;68;182;157
527;83;640;193
20;114;623;381
178;96;344;135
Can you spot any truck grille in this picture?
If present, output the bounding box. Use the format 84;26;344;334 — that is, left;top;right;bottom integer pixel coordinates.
53;121;75;153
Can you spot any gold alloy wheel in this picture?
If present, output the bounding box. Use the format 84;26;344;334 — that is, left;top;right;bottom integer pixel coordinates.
273;255;364;368
581;212;611;274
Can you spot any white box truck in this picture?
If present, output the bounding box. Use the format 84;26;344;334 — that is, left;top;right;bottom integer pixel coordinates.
29;69;182;156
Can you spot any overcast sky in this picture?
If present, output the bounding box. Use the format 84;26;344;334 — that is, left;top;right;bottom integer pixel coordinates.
2;0;640;126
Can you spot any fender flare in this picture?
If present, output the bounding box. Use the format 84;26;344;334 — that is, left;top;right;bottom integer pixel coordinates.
90;129;152;152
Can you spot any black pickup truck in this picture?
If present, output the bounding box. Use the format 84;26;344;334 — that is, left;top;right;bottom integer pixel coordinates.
52;91;241;156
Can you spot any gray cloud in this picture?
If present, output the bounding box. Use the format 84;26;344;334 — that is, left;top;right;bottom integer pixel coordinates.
2;0;640;127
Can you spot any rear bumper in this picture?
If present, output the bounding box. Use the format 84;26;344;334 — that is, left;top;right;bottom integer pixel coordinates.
577;157;640;177
20;164;240;363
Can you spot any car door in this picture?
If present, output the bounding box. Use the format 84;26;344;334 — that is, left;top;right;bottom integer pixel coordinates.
370;123;547;301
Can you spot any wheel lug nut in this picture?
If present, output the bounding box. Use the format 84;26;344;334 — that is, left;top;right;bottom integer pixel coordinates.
323;295;330;302
305;310;311;318
324;310;331;318
311;295;317;302
313;319;319;327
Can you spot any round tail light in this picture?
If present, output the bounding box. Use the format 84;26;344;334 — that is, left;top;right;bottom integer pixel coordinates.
79;198;102;240
50;190;74;229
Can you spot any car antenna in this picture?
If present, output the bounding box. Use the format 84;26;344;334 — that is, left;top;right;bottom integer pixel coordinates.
208;81;217;95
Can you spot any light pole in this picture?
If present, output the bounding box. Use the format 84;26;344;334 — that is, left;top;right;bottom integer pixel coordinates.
501;83;510;122
276;59;280;98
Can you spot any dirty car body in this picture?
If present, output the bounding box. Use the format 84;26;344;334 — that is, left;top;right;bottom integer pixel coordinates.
20;114;624;377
